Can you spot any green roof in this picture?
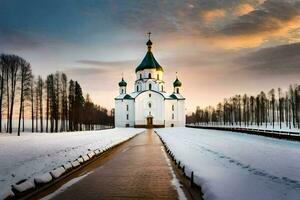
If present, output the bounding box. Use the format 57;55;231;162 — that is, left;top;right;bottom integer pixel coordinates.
173;78;182;87
135;40;164;73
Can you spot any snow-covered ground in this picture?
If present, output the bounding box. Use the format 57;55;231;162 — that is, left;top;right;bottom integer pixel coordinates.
189;122;300;134
0;128;144;198
156;127;300;200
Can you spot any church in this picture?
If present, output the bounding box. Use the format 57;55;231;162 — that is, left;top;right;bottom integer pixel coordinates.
114;34;186;128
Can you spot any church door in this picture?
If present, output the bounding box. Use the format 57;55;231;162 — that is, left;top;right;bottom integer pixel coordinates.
147;117;153;128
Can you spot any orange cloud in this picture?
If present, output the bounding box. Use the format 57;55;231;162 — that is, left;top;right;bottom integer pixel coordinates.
209;15;300;49
201;9;226;23
235;3;255;16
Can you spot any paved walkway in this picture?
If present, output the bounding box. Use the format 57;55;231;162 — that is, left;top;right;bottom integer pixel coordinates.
48;129;182;200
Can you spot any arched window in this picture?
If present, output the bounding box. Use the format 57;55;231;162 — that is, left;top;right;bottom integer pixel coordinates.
126;114;129;120
126;105;129;111
172;113;174;119
140;74;142;79
172;105;174;111
149;83;152;90
157;74;159;80
148;102;152;108
121;89;123;93
176;88;179;93
149;93;151;97
148;73;152;79
161;85;164;91
136;85;139;92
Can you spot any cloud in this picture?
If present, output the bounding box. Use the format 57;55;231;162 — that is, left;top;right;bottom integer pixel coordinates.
201;9;226;23
210;0;300;48
76;60;136;67
64;67;107;76
67;59;138;76
235;3;255;16
0;28;40;51
236;42;300;74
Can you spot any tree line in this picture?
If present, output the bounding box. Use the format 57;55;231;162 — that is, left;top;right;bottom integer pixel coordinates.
187;84;300;130
0;54;114;136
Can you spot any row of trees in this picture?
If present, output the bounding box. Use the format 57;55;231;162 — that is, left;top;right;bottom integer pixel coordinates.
187;84;300;129
0;54;114;136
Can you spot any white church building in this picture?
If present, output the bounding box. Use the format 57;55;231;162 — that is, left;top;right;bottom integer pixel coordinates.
114;35;185;128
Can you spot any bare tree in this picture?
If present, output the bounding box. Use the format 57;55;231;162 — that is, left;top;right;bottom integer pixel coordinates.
17;60;32;136
37;76;44;132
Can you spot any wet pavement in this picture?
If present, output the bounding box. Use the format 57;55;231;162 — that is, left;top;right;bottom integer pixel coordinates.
47;129;181;200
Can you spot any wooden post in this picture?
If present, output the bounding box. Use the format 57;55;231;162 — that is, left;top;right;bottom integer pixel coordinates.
191;171;194;188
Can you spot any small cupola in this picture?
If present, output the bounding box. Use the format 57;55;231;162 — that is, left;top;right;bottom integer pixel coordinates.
118;77;127;87
173;73;182;94
119;77;127;94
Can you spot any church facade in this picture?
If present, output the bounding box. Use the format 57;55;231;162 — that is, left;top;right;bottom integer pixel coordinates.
114;36;185;128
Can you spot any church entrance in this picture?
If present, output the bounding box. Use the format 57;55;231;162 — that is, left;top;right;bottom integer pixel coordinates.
146;116;153;128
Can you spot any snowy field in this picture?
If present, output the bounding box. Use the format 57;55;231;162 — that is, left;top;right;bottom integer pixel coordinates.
156;127;300;200
189;123;300;134
0;128;144;198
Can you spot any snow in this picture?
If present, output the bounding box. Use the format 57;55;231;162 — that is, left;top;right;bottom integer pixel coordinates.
87;151;95;159
81;155;90;162
12;179;35;193
94;149;101;155
50;167;66;179
0;128;143;198
77;157;84;163
34;173;53;185
190;122;300;134
156;127;300;200
71;160;80;168
62;162;72;171
161;146;186;200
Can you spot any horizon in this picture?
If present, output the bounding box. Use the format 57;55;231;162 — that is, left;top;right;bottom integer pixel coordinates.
1;0;300;113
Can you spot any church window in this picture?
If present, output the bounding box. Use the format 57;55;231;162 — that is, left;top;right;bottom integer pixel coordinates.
172;105;174;111
126;105;129;111
149;83;152;90
149;93;151;97
161;85;164;91
176;88;179;93
121;89;123;93
157;74;159;80
172;113;174;119
148;73;152;79
137;85;139;91
148;102;152;108
140;74;142;79
126;114;129;120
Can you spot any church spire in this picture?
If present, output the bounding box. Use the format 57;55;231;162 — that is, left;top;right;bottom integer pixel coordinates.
146;32;153;51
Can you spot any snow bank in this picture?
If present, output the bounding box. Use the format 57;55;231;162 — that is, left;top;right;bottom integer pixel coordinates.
71;160;80;168
87;151;95;159
81;155;90;162
34;172;53;185
12;179;35;193
50;167;66;179
156;127;300;200
191;122;300;134
94;149;101;155
77;157;84;163
0;128;144;198
62;162;72;171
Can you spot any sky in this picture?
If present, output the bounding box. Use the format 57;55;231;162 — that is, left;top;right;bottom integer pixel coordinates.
0;0;300;113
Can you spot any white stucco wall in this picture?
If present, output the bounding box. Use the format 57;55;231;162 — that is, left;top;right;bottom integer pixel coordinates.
135;91;165;126
115;99;135;127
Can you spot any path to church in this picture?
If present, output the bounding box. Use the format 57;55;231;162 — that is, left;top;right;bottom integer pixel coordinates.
43;129;191;200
